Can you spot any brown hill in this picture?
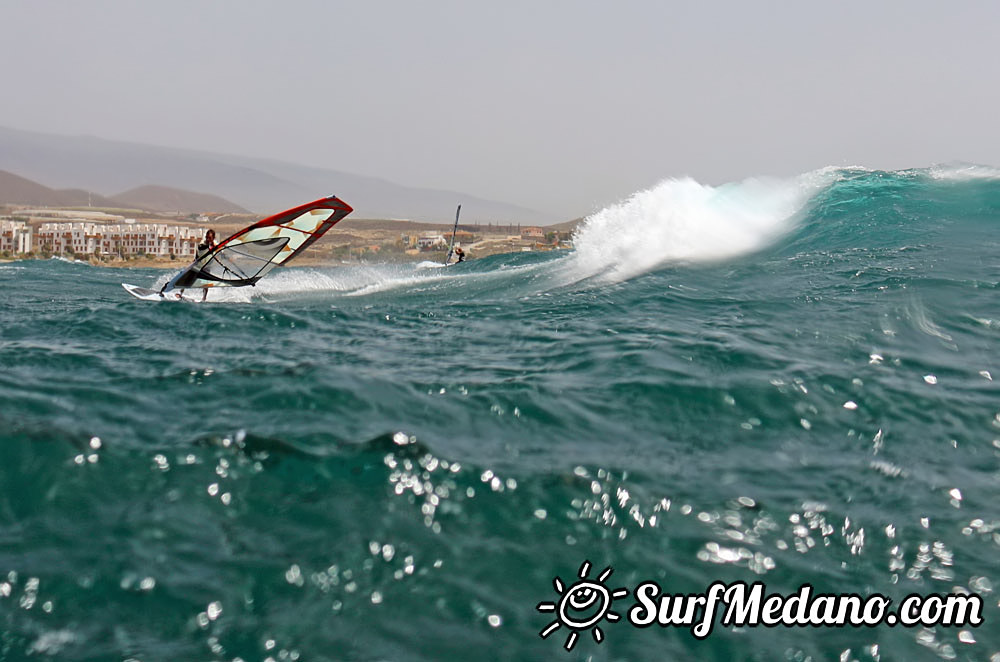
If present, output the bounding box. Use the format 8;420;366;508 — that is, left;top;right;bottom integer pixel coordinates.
0;170;248;215
112;185;248;214
546;217;584;233
0;169;119;207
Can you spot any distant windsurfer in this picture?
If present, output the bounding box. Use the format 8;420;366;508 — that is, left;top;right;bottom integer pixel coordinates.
453;246;466;263
196;229;217;260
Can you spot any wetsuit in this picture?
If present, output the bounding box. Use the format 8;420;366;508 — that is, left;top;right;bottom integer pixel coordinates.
196;241;216;260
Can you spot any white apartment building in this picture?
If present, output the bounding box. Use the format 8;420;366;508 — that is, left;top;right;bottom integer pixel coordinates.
0;220;32;254
34;222;203;258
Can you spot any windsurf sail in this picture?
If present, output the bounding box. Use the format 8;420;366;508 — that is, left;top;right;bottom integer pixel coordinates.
161;195;353;293
444;204;462;265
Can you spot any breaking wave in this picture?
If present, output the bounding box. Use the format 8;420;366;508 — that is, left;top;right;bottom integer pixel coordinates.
562;170;838;284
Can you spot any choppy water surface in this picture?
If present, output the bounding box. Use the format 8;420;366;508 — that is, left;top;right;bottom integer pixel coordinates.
1;166;999;661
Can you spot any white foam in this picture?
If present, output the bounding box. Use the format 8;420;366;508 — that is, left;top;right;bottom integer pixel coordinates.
147;263;464;303
563;171;835;284
926;162;1000;181
50;256;91;265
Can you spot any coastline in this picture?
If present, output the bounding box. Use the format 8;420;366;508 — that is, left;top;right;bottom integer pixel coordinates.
5;245;569;270
6;227;571;269
3;208;580;268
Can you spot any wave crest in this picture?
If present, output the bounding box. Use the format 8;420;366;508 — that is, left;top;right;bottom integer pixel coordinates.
565;171;836;283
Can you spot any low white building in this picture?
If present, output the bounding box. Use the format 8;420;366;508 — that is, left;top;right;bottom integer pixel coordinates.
0;219;32;254
34;222;202;258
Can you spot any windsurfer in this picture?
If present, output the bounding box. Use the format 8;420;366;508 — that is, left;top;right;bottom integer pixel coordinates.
132;195;353;301
454;246;466;263
196;229;217;259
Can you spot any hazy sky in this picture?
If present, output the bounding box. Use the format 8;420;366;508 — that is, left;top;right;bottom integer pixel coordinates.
2;1;998;218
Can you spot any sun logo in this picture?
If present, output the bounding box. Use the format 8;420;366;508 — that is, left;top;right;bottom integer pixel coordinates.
537;561;628;651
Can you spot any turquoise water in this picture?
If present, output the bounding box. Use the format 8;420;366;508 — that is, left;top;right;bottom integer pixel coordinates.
2;166;999;661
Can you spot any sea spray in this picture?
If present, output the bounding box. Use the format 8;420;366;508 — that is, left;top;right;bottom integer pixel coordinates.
152;263;462;303
566;171;836;284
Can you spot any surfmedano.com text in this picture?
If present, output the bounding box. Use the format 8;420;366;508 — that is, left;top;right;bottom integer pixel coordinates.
628;581;983;638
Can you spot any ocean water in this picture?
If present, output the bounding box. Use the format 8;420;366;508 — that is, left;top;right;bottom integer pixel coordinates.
1;166;999;661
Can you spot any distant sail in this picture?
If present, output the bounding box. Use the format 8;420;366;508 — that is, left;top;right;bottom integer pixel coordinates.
163;195;353;292
444;204;462;265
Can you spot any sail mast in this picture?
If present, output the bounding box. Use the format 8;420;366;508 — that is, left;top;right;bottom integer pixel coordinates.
444;204;462;264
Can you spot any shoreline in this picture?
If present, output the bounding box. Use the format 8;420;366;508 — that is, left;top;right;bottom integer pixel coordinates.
4;243;570;270
4;215;577;268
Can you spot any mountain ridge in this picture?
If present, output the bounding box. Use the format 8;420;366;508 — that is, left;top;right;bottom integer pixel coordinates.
0;169;121;209
113;184;248;214
0;125;557;223
0;170;248;214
